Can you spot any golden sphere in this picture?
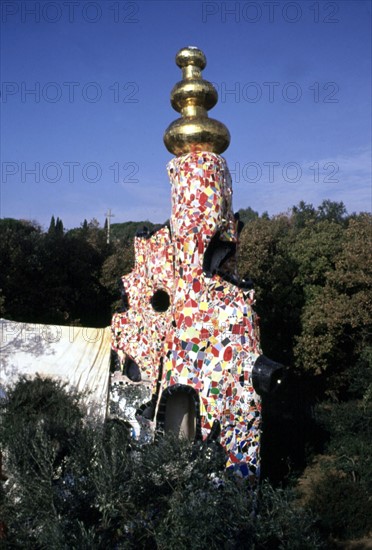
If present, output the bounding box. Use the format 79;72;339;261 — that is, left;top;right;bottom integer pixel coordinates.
170;79;217;113
164;117;230;156
175;47;206;70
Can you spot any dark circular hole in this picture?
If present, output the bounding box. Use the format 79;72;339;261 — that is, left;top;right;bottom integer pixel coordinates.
150;289;170;312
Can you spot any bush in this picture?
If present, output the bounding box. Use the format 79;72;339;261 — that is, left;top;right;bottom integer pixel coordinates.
304;397;372;541
0;375;85;477
255;482;325;550
308;473;372;540
0;378;326;549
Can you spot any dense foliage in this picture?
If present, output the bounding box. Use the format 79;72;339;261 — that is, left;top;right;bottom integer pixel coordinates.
0;378;325;549
0;200;371;545
237;201;371;401
0;217;136;326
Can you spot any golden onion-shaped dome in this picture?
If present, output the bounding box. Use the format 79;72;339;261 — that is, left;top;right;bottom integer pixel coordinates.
163;46;230;156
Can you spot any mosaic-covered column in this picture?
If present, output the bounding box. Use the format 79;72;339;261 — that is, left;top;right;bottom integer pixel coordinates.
111;46;285;483
160;47;262;481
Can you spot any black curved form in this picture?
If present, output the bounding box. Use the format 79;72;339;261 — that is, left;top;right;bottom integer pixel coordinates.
119;284;129;311
202;229;254;290
136;394;158;420
123;356;141;382
234;211;245;234
202;231;236;277
206;419;221;442
215;269;254;289
135;225;151;238
110;349;121;372
136;223;171;240
252;355;285;395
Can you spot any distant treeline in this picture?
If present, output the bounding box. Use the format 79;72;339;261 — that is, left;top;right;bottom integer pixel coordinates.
0;216;135;327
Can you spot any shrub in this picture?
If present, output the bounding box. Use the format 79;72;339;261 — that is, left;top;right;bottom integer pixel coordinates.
308;473;372;540
0;378;326;549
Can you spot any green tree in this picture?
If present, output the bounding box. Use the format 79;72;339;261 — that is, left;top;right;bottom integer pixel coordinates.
0;218;44;322
48;215;56;234
110;220;160;242
100;242;134;312
291;201;317;228
85;218;107;253
294;214;372;398
55;217;64;237
238;214;301;364
317;199;347;224
236;206;259;225
289;220;344;299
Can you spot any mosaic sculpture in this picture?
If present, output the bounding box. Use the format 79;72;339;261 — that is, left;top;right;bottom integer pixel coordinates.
111;47;283;482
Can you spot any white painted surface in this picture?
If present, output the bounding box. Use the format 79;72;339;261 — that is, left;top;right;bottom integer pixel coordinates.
0;319;111;418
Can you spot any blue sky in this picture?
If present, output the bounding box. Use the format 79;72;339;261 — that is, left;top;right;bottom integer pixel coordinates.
1;0;371;229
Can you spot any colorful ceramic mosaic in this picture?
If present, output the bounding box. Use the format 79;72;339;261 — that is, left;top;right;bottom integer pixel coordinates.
111;151;262;482
112;226;174;386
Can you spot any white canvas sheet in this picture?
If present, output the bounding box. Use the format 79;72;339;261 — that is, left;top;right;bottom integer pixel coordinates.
0;319;111;418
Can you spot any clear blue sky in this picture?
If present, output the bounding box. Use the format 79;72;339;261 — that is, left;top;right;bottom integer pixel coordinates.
1;0;371;229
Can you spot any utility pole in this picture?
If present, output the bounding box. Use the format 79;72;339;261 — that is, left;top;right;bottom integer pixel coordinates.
105;209;114;244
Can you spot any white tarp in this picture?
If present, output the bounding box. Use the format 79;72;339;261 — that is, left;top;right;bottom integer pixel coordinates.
0;319;111;418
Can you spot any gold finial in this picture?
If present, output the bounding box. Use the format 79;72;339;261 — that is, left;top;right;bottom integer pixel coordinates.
163;46;230;156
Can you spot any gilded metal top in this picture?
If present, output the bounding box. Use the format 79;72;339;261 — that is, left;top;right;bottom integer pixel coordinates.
163;46;230;156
